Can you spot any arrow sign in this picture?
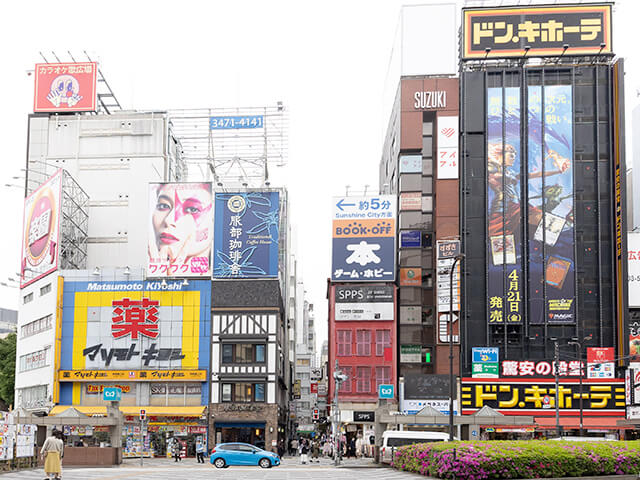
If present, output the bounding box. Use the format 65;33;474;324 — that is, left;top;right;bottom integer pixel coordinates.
336;198;355;211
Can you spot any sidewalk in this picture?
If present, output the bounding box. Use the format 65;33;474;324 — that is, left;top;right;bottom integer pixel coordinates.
122;455;381;469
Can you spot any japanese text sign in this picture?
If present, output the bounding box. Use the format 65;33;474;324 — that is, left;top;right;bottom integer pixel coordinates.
461;378;625;414
437;115;459;179
472;347;499;363
21;170;62;287
462;5;612;59
332;195;396;282
213;191;280;278
502;359;582;377
34;62;97;112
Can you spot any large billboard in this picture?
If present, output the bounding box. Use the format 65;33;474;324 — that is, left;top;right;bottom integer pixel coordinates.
462;4;612;59
21;170;62;287
528;85;575;324
58;280;210;402
34;62;98;113
147;183;213;278
213;191;280;278
334;285;394;321
331;195;396;282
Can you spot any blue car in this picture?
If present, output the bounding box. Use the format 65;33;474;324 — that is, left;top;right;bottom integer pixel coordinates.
209;442;280;468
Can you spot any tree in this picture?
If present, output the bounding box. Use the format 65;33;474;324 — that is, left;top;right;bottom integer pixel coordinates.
0;333;16;408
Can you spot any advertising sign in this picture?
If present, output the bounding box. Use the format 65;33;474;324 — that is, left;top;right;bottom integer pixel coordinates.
502;359;582;377
332;195;396;282
310;383;318;394
461;378;625;415
587;347;615;379
334;285;394;320
58;280;211;400
528;85;575;324
402;399;459;415
21;170;62;287
378;384;394;399
400;192;422;211
472;347;499;378
462;5;612;59
353;411;375;422
437;240;461;345
400;230;421;248
400;155;422;174
209;116;264;129
628;233;640;308
400;267;422;286
213;192;280;278
437;115;459;179
102;387;122;402
34;62;98;112
400;345;422;363
147;183;213;278
472;347;499;363
293;380;301;399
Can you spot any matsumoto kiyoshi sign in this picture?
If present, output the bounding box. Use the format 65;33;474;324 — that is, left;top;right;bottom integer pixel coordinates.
59;281;211;392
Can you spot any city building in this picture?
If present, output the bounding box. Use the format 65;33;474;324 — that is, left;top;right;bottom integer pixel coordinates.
0;308;17;339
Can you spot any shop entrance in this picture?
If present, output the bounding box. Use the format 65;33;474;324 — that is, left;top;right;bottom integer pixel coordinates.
215;422;265;450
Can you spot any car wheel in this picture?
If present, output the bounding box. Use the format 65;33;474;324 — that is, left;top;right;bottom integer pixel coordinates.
259;458;271;469
214;458;226;468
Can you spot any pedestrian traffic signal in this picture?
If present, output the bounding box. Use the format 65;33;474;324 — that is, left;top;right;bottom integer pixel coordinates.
140;409;146;421
312;408;319;420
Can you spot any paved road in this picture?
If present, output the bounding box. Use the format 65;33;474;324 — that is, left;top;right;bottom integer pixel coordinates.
0;458;421;479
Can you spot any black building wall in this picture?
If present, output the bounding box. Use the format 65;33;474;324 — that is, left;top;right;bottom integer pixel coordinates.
460;63;627;373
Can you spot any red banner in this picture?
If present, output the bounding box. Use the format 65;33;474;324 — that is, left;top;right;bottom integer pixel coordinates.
587;347;615;364
34;62;97;112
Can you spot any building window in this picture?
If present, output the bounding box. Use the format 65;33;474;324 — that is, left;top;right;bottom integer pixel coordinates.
220;343;266;364
296;358;310;366
221;382;265;402
375;330;391;356
23;293;33;304
18;384;48;409
21;314;53;338
337;330;352;356
19;349;49;372
40;283;51;296
375;366;391;390
339;366;352;393
356;367;371;393
356;330;371;356
422;196;433;213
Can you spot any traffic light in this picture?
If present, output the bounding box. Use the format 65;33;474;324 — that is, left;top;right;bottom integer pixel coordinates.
312;408;319;420
139;409;146;421
424;347;432;364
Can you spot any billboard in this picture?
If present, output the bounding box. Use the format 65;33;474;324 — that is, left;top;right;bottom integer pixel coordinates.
436;115;459;179
213;192;280;278
34;62;97;113
147;183;213;278
400;267;421;286
58;280;211;403
331;195;396;282
528;85;575;324
462;5;612;59
21;170;62;287
334;285;394;321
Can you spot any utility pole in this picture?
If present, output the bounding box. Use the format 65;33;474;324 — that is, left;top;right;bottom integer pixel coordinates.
332;360;348;466
553;340;560;438
568;335;592;437
449;254;464;442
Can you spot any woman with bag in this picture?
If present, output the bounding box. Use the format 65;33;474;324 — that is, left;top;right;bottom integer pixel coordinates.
41;429;64;479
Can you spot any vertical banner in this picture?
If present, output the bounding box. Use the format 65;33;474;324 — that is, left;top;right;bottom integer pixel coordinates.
437;115;459;179
147;183;213;277
213;192;280;278
527;85;575;324
487;87;523;324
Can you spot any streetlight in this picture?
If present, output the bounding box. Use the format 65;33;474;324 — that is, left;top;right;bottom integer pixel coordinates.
332;360;349;466
568;335;592;437
449;253;464;442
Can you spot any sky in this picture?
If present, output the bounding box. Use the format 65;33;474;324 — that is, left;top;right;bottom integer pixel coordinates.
1;0;640;352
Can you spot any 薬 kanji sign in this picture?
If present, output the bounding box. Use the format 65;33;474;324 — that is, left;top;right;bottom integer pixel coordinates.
112;298;160;340
331;195;396;282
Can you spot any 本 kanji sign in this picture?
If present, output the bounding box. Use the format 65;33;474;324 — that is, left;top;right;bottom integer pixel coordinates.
462;5;612;59
461;378;625;414
331;195;396;282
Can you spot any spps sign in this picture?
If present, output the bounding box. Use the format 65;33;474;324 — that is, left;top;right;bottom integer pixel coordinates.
331;195;396;282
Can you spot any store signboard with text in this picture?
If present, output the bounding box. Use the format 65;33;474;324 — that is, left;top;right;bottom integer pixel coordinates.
334;285;394;321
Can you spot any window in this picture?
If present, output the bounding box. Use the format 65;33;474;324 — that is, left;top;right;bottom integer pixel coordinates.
40;283;51;296
19;349;49;372
356;330;371;356
23;293;33;304
221;383;265;402
375;330;391;356
296;358;310;366
337;330;352;356
422;196;433;213
356;367;371;393
18;385;48;409
221;343;266;364
21;314;53;338
339;366;352;393
375;366;391;389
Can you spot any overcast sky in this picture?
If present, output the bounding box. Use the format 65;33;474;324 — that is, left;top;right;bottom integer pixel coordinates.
1;0;639;351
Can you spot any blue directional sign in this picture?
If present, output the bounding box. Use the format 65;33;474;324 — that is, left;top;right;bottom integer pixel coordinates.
472;347;499;363
378;384;394;399
332;195;397;282
102;387;122;402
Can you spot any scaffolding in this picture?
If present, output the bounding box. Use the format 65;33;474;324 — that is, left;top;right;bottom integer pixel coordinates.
168;104;289;188
59;171;89;271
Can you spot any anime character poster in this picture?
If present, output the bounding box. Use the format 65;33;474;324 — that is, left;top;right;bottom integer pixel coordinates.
147;183;213;277
527;85;575;324
487;87;523;324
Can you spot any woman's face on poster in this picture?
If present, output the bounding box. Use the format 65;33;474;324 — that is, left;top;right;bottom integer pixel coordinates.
152;184;213;258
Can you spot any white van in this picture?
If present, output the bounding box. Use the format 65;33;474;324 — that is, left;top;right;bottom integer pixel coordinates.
380;430;450;464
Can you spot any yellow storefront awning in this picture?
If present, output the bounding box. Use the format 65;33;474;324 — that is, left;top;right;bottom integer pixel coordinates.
49;406;206;418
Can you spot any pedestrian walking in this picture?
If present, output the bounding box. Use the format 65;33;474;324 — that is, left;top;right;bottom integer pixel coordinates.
172;439;182;462
300;439;309;464
290;438;298;456
277;439;285;458
41;429;64;480
311;439;320;463
195;440;205;463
